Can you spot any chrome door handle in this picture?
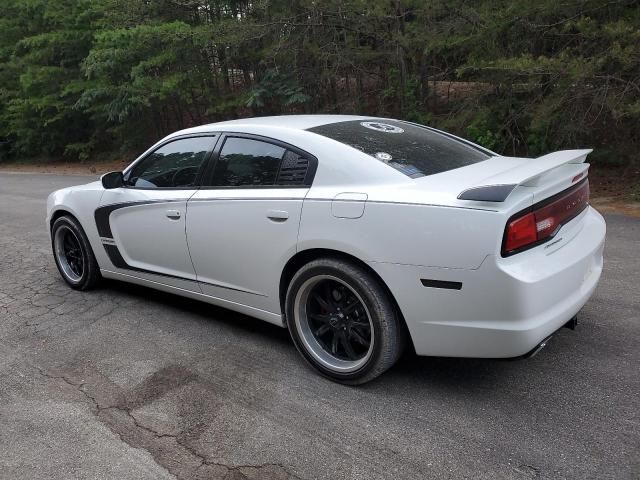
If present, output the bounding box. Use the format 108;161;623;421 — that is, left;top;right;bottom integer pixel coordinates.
166;209;181;220
267;210;289;222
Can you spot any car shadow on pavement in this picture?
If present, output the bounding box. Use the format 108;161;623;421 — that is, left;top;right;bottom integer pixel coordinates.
101;278;563;396
103;278;294;343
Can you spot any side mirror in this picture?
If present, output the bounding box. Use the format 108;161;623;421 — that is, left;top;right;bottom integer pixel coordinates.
101;171;124;189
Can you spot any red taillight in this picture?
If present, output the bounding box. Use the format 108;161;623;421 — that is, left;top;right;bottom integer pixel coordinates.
504;213;537;252
502;179;590;256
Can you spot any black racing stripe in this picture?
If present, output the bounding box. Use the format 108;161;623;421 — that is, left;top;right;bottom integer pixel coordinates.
420;279;463;290
103;244;131;270
94;200;180;238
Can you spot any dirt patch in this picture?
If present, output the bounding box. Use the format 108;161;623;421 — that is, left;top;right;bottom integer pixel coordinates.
589;197;640;218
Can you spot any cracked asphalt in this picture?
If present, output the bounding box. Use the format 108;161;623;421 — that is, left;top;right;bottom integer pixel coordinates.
0;172;638;480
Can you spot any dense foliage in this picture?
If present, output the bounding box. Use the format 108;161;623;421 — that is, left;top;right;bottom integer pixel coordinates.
0;0;638;164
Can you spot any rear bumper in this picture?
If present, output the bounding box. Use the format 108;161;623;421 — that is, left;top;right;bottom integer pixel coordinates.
369;206;606;358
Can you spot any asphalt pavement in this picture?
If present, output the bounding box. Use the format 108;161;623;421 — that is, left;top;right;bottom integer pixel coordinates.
0;172;638;480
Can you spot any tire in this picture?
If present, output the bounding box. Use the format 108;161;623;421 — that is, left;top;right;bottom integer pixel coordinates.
51;215;101;290
285;258;406;384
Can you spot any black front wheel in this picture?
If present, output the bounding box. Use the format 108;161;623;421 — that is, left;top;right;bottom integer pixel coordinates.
51;215;101;290
285;258;406;384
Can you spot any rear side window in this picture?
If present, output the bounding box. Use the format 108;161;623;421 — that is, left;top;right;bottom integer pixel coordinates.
206;136;311;187
307;120;491;178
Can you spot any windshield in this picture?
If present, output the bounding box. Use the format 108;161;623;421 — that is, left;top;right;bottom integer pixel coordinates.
307;119;491;178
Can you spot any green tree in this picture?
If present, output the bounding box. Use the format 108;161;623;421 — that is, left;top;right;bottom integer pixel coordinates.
1;0;100;159
0;0;637;167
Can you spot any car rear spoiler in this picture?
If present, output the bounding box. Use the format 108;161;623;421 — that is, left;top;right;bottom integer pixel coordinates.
457;149;592;202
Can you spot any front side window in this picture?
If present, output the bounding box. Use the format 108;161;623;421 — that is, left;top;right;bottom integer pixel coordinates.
127;136;216;188
207;137;300;187
307;120;491;178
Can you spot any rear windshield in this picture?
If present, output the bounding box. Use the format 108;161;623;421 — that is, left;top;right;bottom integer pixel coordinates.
307;119;491;178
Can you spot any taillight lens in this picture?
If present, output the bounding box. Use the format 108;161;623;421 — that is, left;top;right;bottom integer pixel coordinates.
502;179;589;256
504;213;537;252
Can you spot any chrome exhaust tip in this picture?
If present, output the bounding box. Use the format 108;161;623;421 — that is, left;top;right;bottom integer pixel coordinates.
515;315;578;360
525;334;554;358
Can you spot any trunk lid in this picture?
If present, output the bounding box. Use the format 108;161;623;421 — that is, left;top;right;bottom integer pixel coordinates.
410;149;591;211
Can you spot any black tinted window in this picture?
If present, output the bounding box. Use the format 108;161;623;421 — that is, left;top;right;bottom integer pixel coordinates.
209;137;285;187
308;120;490;178
127;137;215;188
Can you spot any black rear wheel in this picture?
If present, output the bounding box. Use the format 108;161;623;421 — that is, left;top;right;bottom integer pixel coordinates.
286;258;406;384
293;275;374;373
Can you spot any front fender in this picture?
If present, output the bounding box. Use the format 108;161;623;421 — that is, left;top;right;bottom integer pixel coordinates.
46;181;107;266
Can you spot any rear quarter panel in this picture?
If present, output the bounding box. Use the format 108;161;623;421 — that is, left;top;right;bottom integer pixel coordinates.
298;199;504;270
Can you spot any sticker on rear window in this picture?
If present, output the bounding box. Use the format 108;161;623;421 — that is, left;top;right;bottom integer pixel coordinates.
375;152;392;161
360;122;404;134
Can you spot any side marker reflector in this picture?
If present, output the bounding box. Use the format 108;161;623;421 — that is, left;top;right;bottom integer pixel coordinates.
421;279;463;290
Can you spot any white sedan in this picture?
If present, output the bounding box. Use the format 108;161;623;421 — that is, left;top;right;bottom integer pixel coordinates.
47;115;606;384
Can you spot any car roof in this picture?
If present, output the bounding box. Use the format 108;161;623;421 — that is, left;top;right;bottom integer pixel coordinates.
174;114;372;135
131;115;501;205
156;114;417;189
